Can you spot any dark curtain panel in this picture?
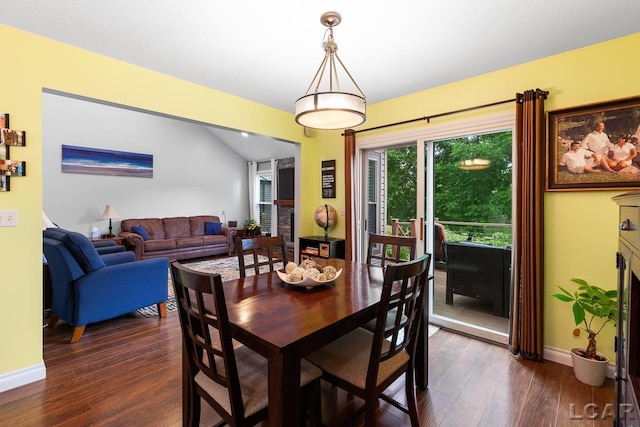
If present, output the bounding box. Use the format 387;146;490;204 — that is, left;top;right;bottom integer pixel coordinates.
344;129;356;262
509;89;548;360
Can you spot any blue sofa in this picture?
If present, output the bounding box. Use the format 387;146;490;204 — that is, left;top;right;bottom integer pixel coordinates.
43;228;169;342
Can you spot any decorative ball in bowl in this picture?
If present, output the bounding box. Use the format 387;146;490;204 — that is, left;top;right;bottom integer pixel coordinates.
277;262;342;289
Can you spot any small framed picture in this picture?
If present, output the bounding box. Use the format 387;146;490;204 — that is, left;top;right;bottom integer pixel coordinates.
547;96;640;191
1;128;26;146
0;159;26;176
0;113;9;129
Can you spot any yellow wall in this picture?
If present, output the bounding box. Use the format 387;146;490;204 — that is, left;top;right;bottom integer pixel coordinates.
1;22;638;383
307;32;640;359
0;25;314;377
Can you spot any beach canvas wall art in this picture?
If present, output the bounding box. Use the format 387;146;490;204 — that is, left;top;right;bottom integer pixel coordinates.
62;145;153;178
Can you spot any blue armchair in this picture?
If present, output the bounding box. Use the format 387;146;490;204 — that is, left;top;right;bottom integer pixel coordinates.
91;239;126;255
43;228;169;343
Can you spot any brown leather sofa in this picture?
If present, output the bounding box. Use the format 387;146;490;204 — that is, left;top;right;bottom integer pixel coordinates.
119;215;236;261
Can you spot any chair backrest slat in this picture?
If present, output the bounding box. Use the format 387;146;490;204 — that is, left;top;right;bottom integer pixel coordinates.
366;233;417;268
235;236;288;277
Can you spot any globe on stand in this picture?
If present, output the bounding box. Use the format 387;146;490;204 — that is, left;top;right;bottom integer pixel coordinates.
314;204;337;240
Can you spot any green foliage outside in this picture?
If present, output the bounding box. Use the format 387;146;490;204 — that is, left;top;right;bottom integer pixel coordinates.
385;131;513;247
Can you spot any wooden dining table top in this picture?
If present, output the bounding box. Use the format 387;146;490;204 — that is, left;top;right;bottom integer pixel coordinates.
221;258;386;354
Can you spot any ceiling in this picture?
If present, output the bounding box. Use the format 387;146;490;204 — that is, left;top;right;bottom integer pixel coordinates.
2;1;638;160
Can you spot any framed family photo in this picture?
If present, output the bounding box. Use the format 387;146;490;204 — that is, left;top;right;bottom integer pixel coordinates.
547;96;640;191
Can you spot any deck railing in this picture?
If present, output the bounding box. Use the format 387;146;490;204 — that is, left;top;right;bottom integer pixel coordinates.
389;219;512;247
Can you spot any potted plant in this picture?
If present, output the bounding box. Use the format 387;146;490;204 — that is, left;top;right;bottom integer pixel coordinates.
244;219;261;237
552;277;618;386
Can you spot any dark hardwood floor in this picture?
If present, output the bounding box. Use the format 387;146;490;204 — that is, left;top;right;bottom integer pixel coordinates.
0;310;615;426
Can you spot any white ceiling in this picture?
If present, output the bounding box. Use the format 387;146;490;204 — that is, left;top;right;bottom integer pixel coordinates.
2;1;639;159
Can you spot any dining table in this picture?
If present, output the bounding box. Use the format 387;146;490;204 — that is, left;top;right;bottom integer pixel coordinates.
182;258;429;427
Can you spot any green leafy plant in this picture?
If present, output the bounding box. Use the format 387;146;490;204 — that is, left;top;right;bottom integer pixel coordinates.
244;219;260;231
552;278;618;360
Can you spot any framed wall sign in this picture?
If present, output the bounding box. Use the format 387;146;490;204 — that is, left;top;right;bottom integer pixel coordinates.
322;159;336;198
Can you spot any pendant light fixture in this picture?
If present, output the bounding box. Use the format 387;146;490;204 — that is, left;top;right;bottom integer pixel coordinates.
459;158;491;170
295;11;366;130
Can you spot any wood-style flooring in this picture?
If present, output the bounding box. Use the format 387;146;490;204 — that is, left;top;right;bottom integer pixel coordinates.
0;309;615;426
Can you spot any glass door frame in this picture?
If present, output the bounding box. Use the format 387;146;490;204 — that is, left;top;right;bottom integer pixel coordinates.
355;112;515;345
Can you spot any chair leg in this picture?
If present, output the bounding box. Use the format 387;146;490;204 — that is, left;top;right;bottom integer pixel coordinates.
364;390;378;427
45;313;59;328
305;379;322;427
70;325;86;343
157;302;167;318
405;370;419;427
190;392;202;427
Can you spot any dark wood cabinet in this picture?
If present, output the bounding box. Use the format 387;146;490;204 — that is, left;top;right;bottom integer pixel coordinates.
613;192;640;426
299;236;345;260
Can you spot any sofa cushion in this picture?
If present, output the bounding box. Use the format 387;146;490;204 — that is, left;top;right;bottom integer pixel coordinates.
190;215;221;236
202;234;228;246
175;237;204;249
163;217;191;239
121;218;165;240
144;239;177;252
205;221;221;235
131;225;150;240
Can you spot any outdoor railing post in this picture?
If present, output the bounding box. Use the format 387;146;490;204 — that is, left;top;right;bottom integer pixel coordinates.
391;219;399;236
409;219;417;238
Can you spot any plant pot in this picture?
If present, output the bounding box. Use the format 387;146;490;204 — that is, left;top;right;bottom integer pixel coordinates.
570;347;609;387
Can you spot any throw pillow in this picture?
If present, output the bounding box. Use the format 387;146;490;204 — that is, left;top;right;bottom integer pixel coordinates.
132;225;150;241
62;230;106;273
204;221;222;235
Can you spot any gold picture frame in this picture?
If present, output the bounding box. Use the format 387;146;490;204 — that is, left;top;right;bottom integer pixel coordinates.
547;96;640;191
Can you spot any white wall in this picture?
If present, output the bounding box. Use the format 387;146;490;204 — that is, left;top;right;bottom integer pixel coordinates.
42;92;249;235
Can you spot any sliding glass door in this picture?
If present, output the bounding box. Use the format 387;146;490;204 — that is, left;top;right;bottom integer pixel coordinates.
356;113;514;344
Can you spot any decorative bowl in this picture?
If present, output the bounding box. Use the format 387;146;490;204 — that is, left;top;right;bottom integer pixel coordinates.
276;268;342;289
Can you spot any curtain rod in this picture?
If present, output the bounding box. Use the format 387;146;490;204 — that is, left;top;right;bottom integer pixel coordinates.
347;97;517;135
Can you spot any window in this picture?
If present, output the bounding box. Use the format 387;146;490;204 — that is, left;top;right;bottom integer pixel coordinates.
254;161;273;234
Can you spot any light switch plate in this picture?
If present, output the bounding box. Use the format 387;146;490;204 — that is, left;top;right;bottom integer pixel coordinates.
0;209;18;226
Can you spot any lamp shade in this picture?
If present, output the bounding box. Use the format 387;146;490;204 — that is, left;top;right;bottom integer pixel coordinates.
295;92;366;129
42;211;57;230
100;204;121;219
459;158;491;170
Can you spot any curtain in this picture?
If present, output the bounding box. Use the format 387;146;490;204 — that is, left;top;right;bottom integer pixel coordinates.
509;89;548;360
344;130;356;262
248;161;258;222
270;158;278;236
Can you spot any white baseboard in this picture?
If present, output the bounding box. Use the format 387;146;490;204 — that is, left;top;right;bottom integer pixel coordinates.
544;345;615;379
0;363;46;393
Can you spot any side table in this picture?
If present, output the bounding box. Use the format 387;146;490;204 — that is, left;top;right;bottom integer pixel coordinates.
299;236;345;260
92;236;124;245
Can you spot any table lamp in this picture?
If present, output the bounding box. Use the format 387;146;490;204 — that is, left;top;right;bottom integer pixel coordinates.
100;204;121;238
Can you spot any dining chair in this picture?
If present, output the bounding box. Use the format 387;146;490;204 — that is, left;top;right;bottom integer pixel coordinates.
363;233;418;333
306;254;431;427
235;235;288;278
170;261;323;426
365;233;417;268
